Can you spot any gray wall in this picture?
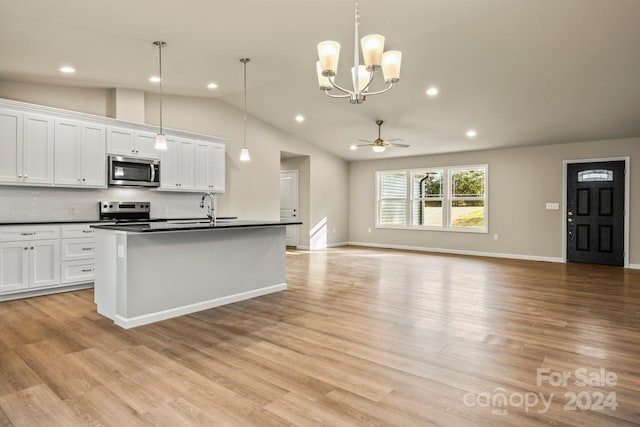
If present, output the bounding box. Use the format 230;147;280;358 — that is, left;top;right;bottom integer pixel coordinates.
349;138;640;264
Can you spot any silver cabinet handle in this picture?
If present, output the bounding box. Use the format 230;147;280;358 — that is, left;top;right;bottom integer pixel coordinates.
82;230;94;233
20;232;35;236
82;247;94;251
81;268;93;273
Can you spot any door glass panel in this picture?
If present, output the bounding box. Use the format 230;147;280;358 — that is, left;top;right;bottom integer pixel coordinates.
578;169;613;182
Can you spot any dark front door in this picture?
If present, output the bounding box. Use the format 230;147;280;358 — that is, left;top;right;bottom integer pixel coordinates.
567;161;625;266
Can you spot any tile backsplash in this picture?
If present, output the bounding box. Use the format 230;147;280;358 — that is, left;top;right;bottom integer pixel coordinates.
0;186;210;222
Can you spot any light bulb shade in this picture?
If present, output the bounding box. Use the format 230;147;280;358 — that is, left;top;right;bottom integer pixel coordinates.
361;34;385;70
154;133;168;150
240;148;251;162
382;50;402;83
317;41;340;76
351;65;370;92
372;145;386;153
316;61;332;91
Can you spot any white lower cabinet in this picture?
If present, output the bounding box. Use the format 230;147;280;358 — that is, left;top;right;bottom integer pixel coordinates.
61;260;95;284
0;239;59;292
0;224;100;298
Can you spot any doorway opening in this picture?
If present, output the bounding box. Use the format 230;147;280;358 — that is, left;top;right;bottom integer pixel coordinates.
280;152;310;249
563;158;629;267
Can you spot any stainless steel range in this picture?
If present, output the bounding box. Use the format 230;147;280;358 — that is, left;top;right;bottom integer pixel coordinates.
99;201;151;223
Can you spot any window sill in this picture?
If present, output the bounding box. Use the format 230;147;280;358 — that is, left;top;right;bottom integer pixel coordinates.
375;225;488;234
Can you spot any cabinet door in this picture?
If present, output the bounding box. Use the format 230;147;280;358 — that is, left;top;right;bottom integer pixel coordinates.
23;113;54;185
208;143;226;193
54;119;82;186
107;127;135;156
178;140;195;190
0;109;22;184
160;138;179;190
0;242;29;293
194;142;210;191
135;132;160;160
81;124;107;187
29;239;60;289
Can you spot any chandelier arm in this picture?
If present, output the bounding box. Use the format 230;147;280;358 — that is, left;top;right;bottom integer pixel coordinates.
324;90;352;99
361;71;375;93
327;75;354;95
362;82;394;96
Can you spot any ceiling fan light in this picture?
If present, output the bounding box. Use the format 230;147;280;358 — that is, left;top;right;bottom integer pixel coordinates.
372;145;386;153
316;61;332;90
317;41;340;76
154;133;168;151
351;65;369;91
382;51;402;83
361;34;385;70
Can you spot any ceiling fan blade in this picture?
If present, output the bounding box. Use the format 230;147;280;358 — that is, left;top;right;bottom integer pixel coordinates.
358;139;373;143
386;138;405;142
356;143;374;147
387;143;410;148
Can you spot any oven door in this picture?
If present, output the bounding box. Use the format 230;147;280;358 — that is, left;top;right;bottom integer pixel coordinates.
108;156;160;187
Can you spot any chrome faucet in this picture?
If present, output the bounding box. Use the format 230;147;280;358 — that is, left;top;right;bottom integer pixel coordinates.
200;192;216;225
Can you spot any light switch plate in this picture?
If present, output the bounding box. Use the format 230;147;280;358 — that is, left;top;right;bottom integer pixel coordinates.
546;203;560;210
117;245;125;258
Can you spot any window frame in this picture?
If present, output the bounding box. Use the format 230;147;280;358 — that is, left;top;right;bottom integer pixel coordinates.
375;164;488;233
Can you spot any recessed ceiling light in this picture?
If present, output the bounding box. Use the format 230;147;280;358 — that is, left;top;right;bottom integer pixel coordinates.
426;87;439;97
349;144;358;151
207;83;218;89
59;66;76;74
149;76;161;83
295;115;305;123
466;129;477;138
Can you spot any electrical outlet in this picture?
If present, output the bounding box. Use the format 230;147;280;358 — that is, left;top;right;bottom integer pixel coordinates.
332;228;336;233
494;234;499;240
546;203;560;210
367;228;372;233
117;245;125;258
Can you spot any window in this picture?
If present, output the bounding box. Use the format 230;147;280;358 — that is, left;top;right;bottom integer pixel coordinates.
376;165;488;232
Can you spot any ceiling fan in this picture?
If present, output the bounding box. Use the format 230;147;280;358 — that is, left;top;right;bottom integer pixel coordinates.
355;120;409;152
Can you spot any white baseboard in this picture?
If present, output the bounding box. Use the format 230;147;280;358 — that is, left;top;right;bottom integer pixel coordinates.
327;241;349;248
114;283;287;329
0;282;93;302
348;241;565;263
628;264;640;270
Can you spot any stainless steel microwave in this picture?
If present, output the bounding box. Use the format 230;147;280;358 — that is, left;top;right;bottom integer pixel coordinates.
108;156;160;187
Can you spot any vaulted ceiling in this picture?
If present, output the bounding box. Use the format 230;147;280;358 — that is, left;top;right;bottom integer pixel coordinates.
1;0;639;160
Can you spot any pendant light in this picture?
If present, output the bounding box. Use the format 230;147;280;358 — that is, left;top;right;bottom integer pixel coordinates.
153;41;168;150
239;58;251;162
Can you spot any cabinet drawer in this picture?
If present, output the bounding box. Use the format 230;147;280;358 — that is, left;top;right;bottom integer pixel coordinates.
61;260;94;284
0;226;60;242
61;224;102;238
61;238;95;261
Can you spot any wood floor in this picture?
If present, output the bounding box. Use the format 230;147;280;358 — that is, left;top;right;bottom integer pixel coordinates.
0;246;639;426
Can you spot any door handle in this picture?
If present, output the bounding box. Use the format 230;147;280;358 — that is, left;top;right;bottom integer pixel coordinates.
567;218;574;223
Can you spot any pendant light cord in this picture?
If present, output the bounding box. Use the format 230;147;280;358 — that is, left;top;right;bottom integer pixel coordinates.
159;42;163;134
243;60;247;149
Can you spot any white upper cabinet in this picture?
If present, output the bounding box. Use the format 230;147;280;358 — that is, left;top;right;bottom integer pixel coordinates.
134;132;160;160
195;142;225;193
23;113;55;185
0;109;22;184
55;119;106;188
81;124;107;187
107;127;160;160
0;99;227;190
160;138;195;191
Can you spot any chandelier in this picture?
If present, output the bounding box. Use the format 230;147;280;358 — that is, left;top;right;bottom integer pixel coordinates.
316;0;402;104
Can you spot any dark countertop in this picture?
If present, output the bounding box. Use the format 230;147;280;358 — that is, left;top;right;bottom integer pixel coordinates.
0;217;237;226
91;220;302;233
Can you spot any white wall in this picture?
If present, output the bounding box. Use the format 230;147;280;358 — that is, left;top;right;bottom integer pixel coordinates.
349;137;640;264
0;80;350;246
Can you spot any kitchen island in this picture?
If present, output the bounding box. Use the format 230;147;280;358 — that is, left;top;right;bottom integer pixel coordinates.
91;220;301;328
